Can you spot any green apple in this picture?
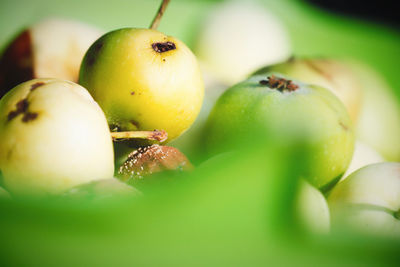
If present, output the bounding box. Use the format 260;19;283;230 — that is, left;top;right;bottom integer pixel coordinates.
296;179;330;234
253;58;363;122
195;1;291;86
345;61;400;161
328;162;400;237
204;74;355;191
79;28;204;142
342;140;384;180
0;18;103;97
0;78;114;195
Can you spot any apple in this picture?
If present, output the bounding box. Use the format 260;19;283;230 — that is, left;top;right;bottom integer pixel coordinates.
0;18;103;98
79;28;204;142
118;144;193;183
253;58;363;122
0;78;114;195
328;162;400;237
345;61;400;161
296;179;330;234
342;140;384;180
204;74;354;191
195;1;291;86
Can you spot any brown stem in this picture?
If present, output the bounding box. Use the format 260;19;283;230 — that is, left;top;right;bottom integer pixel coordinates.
111;130;168;142
150;0;171;30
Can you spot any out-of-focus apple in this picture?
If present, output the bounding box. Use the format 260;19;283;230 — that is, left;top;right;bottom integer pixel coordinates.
342;140;384;180
328;162;400;237
296;180;330;234
345;61;400;161
0;18;103;98
0;78;114;195
195;1;291;86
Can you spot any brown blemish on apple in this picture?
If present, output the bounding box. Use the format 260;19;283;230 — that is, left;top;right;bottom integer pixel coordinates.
22;112;38;122
7;98;39;122
339;121;349;131
0;30;34;98
130;91;135;95
259;75;298;92
8;99;29;121
152;41;176;53
130;120;140;129
30;82;45;91
86;41;103;67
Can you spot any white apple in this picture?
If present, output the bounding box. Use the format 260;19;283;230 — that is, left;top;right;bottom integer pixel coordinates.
0;78;114;195
328;162;400;237
342;140;384;180
0;18;103;97
195;1;291;85
296;180;330;234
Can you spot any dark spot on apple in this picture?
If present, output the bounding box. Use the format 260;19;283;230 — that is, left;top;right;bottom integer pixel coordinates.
30;82;45;91
339;121;349;131
7;99;29;121
131;91;135;95
22;112;38;122
259;80;269;86
163;59;166;62
152;42;176;53
130;120;140;129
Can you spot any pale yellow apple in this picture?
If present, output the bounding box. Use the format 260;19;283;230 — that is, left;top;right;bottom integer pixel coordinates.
0;78;114;195
328;162;400;237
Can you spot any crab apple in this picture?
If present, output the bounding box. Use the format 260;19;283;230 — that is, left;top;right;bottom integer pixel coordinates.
328;162;400;237
204;74;355;191
253;58;363;122
0;18;103;98
79;28;204;142
0;78;114;195
195;1;291;86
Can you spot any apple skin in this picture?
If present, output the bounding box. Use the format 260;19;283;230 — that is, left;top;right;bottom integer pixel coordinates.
204;74;355;191
253;58;363;123
342;140;384;180
195;1;291;86
345;61;400;161
328;162;400;237
296;180;330;234
0;18;103;98
79;28;204;142
0;79;114;195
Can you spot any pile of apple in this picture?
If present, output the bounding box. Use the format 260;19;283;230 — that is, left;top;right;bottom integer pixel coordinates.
0;0;399;238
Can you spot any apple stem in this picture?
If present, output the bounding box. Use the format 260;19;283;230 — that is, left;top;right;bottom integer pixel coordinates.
150;0;171;30
111;130;168;142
